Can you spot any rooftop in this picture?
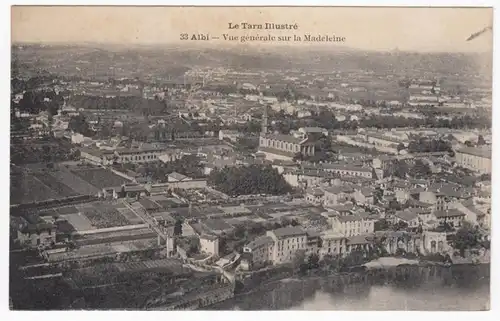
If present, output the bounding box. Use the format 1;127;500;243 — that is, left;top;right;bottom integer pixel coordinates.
272;226;307;239
394;209;419;222
261;133;305;145
433;209;466;218
456;147;491;159
245;235;274;250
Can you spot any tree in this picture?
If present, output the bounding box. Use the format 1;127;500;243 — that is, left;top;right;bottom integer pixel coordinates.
374;219;391;231
413;159;432;178
307;253;320;269
397;143;405;152
174;219;183;236
68;115;92;136
393;220;409;231
207;165;293;197
292;249;306;270
477;135;486;146
452;221;482;257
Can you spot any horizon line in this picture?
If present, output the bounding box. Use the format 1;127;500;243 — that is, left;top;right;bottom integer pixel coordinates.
11;41;492;55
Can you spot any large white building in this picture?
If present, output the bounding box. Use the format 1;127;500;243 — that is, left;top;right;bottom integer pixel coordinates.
258;133;315;161
455;147;492;174
267;227;308;265
329;214;376;237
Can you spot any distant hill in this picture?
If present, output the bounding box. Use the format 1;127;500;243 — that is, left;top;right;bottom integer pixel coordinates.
11;43;491;82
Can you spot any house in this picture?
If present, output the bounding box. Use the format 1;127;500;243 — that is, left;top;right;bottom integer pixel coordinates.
324;204;355;216
433;209;466;227
113;184;147;200
219;130;242;142
168;172;192;183
267;227;308;265
372;155;394;171
319;231;347;258
353;187;375;205
80;148;115;165
305;188;325;206
304;230;322;257
330;214;376;237
319;163;373;178
242;235;274;269
323;185;355;207
114;147;165;164
11;216;56;248
393;209;420;228
200;234;220;257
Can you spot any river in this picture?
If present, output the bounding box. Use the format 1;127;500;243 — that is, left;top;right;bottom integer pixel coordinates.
208;264;490;311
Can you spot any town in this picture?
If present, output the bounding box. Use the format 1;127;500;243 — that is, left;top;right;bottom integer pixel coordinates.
9;43;491;310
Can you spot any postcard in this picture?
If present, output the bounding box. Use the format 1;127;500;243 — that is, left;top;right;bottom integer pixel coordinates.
9;6;492;311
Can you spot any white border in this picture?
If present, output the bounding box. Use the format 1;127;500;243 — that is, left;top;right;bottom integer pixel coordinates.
1;1;498;321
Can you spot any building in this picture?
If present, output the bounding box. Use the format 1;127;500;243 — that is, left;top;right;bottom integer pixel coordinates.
393;209;420;228
319;163;373;178
353;187;375;205
455;147;492;174
323;185;355;207
168;172;192;183
298;127;328;137
365;133;407;149
200;234;220;257
267;227;308;265
319;231;347;258
242;235;274;268
258;132;315;161
305;188;325;206
80;148;115;165
219;130;242;142
433;209;466;227
330;214;376;237
114;147;165;164
12;217;56;248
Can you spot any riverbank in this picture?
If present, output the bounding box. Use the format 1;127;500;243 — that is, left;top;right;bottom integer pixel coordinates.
207;261;489;310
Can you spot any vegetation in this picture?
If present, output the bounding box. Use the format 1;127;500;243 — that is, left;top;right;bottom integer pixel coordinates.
67;94;168;116
451;221;484;257
174;219;183;236
207;165;293;197
407;138;453;153
13;89;65;116
116;155;205;182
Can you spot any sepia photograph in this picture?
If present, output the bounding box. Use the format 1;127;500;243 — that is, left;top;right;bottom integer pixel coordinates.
8;5;493;311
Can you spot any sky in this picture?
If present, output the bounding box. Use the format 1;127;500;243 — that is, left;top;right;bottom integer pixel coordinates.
11;6;493;52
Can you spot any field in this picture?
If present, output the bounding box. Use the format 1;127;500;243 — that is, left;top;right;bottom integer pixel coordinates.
116;206;144;224
10;164;105;205
71;168;131;189
11;172;59;204
61;213;94;231
33;172;78;197
79;203;131;229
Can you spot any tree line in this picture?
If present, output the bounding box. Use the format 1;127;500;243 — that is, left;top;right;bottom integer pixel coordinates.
207;165;293;197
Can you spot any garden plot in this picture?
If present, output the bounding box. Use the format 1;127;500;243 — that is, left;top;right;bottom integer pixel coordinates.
79;203;131;229
60;213;94;231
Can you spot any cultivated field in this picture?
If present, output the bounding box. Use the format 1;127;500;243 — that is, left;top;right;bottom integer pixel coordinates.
11;172;59;204
70;168;131;189
61;213;94;231
10;164;105;205
116;206;144;224
78;202;131;229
